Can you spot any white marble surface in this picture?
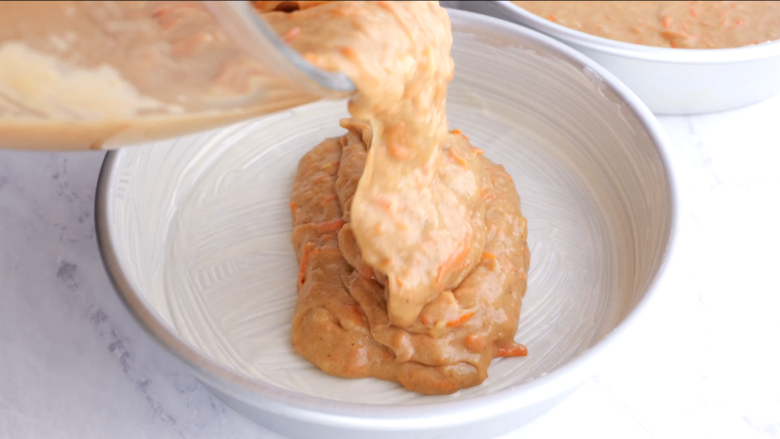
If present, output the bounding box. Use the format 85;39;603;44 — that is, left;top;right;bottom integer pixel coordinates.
2;73;780;439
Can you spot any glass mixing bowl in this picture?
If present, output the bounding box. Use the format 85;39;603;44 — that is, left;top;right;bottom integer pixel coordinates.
0;1;355;150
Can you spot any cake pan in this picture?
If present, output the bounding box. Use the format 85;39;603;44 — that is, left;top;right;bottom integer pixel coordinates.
96;9;681;438
463;1;780;115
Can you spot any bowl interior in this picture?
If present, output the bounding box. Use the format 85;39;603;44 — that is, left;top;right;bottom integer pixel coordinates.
101;16;673;406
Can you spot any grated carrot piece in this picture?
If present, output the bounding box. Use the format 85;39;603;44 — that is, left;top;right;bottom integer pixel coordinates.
298;242;314;288
339;46;359;60
449;149;469;168
386;123;410;159
371;197;391;211
320;161;340;171
310;219;347;234
495;344;528;357
435;239;471;285
447;312;475;328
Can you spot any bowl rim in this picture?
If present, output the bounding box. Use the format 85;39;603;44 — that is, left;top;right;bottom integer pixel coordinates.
495;0;780;63
95;8;682;431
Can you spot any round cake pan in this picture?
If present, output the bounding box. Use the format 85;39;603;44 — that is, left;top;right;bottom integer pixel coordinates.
96;9;681;439
463;1;780;115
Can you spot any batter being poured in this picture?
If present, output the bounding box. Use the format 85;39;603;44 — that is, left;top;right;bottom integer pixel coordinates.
257;1;530;394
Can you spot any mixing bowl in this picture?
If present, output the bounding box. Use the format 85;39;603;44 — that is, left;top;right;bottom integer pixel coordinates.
96;9;679;439
463;1;780;115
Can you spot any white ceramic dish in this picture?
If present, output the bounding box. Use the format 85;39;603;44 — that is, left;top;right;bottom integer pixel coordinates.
96;10;679;439
462;1;780;115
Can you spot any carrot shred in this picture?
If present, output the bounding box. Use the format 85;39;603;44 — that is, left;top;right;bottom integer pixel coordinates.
449;149;469;168
663;15;673;29
321;161;340;171
308;219;346;235
345;304;366;322
161;18;182;30
435;240;471;285
298;242;314;288
471;147;484;156
339;46;359;60
481;251;497;261
371;197;392;211
495;344;528;358
386;123;410;159
447;312;475;328
389;144;409;159
450;128;470;141
290;202;297;219
547;14;556;22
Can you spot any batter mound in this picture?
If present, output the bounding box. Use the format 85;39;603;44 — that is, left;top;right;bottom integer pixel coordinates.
257;1;530;394
290;120;529;395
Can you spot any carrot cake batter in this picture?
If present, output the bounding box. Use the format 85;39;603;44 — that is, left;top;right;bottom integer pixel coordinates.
256;1;530;394
513;1;780;48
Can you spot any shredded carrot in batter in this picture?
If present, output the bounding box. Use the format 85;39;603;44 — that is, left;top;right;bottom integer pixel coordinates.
447;312;475;328
435;239;472;285
495;344;528;357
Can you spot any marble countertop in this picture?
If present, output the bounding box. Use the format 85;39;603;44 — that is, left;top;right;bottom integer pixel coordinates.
2;53;780;439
